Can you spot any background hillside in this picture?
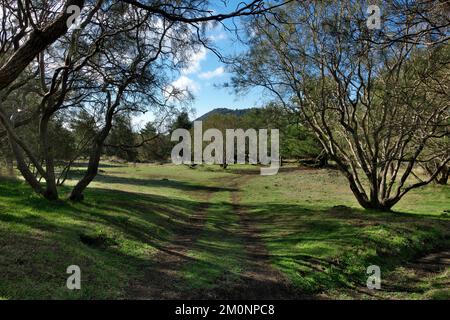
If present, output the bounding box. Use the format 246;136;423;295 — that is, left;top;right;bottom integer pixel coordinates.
196;108;256;121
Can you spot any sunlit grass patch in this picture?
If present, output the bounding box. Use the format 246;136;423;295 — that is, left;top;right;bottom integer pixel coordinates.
181;191;244;291
238;169;450;296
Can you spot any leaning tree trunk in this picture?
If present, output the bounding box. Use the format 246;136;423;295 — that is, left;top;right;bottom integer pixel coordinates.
5;154;14;176
69;118;113;201
39;114;58;200
0;0;85;91
435;165;449;185
425;162;449;185
68;142;103;201
7;135;46;196
0;108;49;197
316;150;328;168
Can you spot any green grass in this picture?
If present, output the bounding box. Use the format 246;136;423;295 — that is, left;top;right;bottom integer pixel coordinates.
0;164;228;299
238;168;450;297
180;190;244;291
0;163;449;299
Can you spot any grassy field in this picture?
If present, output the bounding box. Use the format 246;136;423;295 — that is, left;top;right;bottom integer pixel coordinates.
238;168;450;299
0;163;449;299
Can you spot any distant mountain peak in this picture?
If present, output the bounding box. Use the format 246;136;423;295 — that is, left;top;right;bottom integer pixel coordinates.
196;108;255;121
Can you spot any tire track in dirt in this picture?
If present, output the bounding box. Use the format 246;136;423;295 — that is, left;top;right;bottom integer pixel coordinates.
127;173;310;299
126;192;212;299
225;175;309;299
346;249;450;299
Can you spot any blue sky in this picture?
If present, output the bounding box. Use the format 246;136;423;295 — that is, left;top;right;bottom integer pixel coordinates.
179;23;264;118
133;1;267;128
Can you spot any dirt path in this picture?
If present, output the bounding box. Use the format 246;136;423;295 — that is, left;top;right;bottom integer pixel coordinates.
126;192;212;299
127;174;307;300
380;249;450;298
126;172;447;300
230;189;307;299
207;176;308;299
408;250;449;274
327;249;450;300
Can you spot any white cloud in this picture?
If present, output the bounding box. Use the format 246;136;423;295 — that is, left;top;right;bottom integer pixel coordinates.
171;75;200;93
199;67;225;79
209;32;228;42
182;47;207;75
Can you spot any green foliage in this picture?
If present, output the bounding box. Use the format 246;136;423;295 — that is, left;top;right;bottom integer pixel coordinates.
171;111;192;131
70;110;98;158
105;115;138;162
139;122;172;162
48;118;77;161
201;105;322;160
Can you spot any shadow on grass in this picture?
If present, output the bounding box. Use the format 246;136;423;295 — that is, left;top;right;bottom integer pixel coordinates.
69;162;127;169
0;188;208;245
0;179;220;298
66;172;238;193
217;165;316;176
233;202;450;296
0;228;160;299
0;177;449;299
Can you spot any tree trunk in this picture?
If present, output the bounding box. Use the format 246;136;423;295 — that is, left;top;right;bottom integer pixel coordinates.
69;139;103;201
340;160;396;212
0;0;85;91
6;155;14;176
425;163;449;185
351;187;395;211
435;165;449;185
39;115;58;200
69;114;114;201
7;134;46;196
316;151;328;168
